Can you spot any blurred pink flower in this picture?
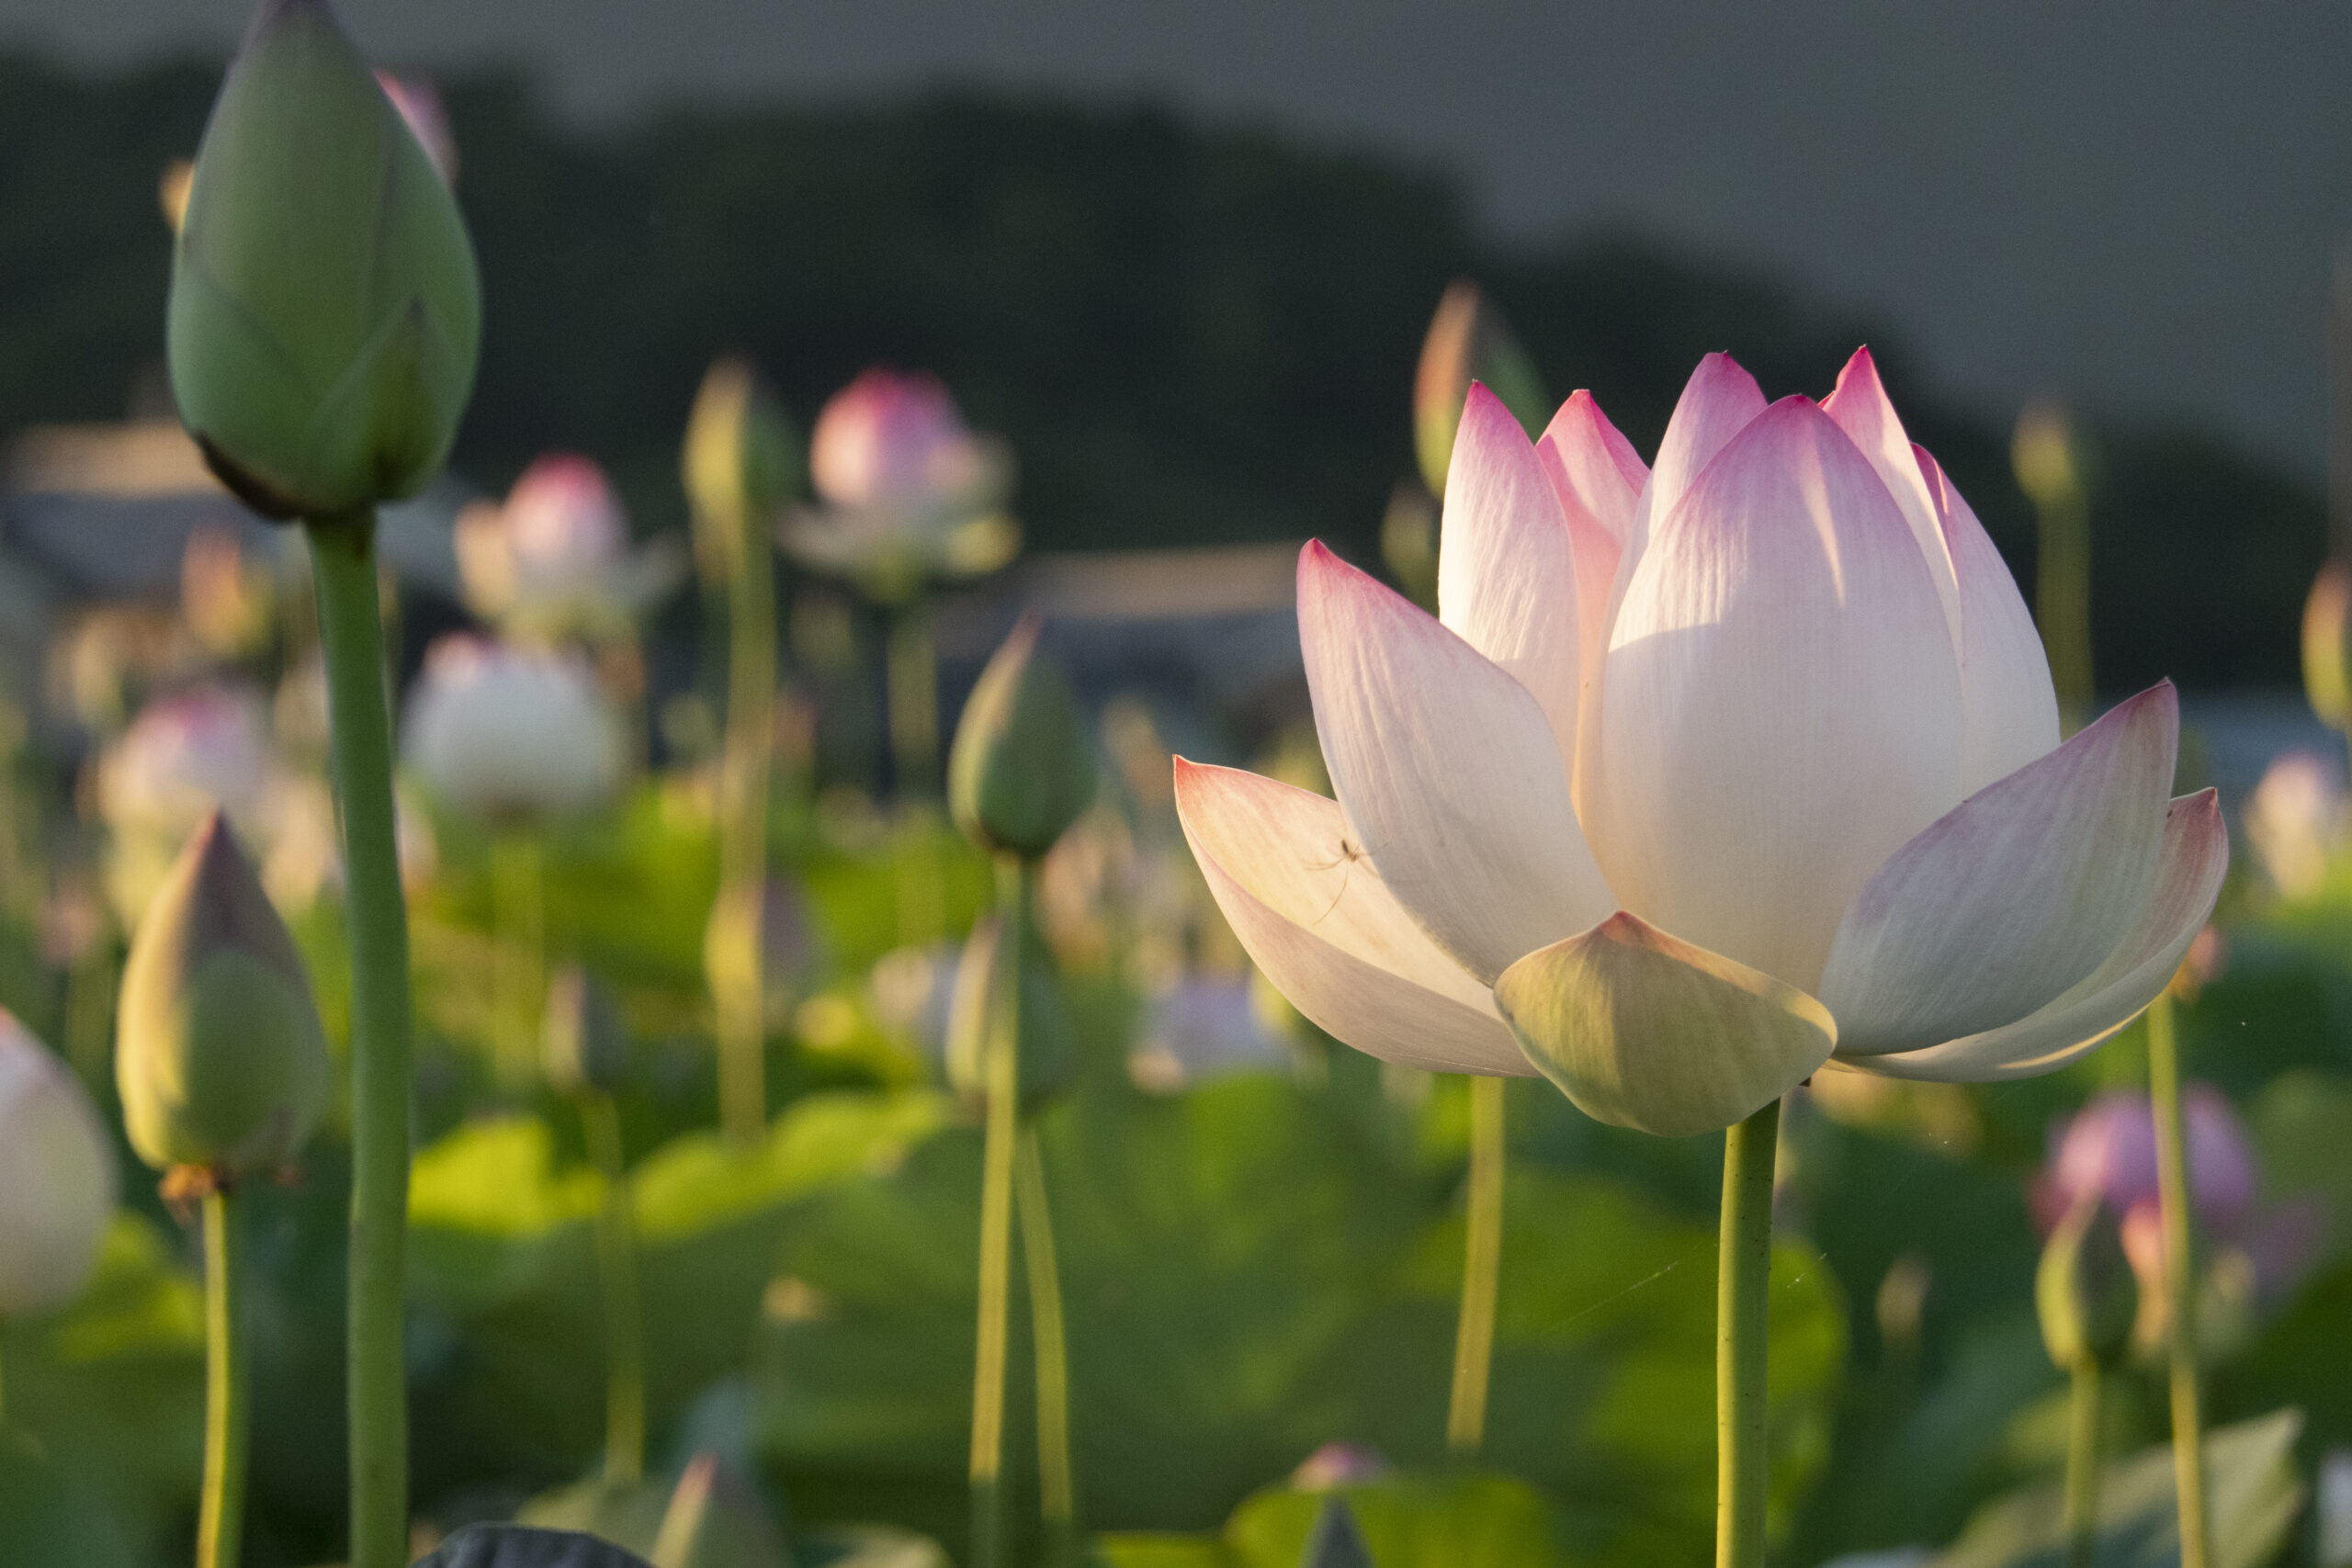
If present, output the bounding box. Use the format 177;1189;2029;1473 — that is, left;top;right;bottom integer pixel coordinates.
401;635;627;821
374;70;457;183
1291;1442;1391;1492
97;684;275;838
456;454;682;638
788;368;1015;595
2243;749;2347;900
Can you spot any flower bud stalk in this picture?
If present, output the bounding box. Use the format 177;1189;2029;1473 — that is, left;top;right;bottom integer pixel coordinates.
1716;1098;1780;1568
2147;993;2213;1568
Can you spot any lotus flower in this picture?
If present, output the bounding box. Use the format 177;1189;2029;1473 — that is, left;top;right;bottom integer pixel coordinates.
99;684;277;839
0;1012;116;1318
455;454;682;640
401;635;626;822
1177;350;2226;1137
783;368;1017;600
2243;750;2346;900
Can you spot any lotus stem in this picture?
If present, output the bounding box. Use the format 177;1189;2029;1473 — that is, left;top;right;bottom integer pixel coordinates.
490;829;545;1093
2146;993;2212;1568
1716;1097;1780;1568
713;489;776;1146
1015;1122;1077;1560
197;1187;249;1568
967;854;1024;1568
887;603;941;798
582;1092;646;1486
1448;1073;1506;1457
2034;488;2095;734
308;513;415;1568
2062;1359;2102;1568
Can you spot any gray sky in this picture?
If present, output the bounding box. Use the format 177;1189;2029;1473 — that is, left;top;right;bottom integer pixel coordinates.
9;0;2347;477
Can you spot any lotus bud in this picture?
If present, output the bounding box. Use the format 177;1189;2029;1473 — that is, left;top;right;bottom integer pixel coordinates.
810;369;992;515
2011;400;2086;514
98;685;277;841
2035;1196;2136;1371
2303;560;2352;731
683;356;800;581
401;635;627;822
0;1014;118;1318
116;811;329;1178
944;911;1076;1113
166;0;481;519
948;615;1093;860
1411;278;1546;496
1298;1496;1374;1568
374;70;458;185
542;965;630;1098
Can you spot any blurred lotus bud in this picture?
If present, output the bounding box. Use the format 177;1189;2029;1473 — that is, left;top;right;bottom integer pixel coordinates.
159;158;195;234
2245;750;2347;900
98;684;276;840
1291;1442;1392;1492
457;456;682;641
2307;561;2352;731
1379;479;1440;610
1129;975;1292;1094
181;526;278;660
116;812;329;1178
1411;278;1546;496
944;910;1076;1113
401;635;627;822
867;942;960;1062
166;0;481;518
2043;1085;2259;1242
0;1013;118;1317
2011;400;2086;514
948;615;1093;859
702;877;825;1032
2036;1196;2137;1371
684;356;800;581
542;964;630;1098
373;70;457;184
648;1451;786;1568
1298;1495;1374;1568
786;368;1015;599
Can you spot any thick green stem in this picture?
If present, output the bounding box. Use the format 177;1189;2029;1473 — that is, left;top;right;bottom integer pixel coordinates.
2147;993;2212;1568
1015;1124;1076;1561
1716;1098;1781;1568
582;1093;646;1485
967;856;1023;1568
490;830;545;1093
712;506;776;1146
198;1188;249;1568
2063;1359;2103;1568
1448;1074;1506;1457
307;514;414;1568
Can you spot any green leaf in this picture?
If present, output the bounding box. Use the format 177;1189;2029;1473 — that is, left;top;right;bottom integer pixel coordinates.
1930;1409;2306;1568
1227;1477;1556;1568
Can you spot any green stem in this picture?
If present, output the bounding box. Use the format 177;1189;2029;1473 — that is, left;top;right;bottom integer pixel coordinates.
886;604;940;798
2147;993;2211;1568
2036;493;2095;735
582;1093;645;1485
307;514;414;1568
197;1188;249;1568
1716;1098;1781;1568
491;830;545;1094
967;855;1023;1568
1448;1074;1506;1457
1015;1123;1076;1561
2062;1359;2103;1568
712;500;776;1146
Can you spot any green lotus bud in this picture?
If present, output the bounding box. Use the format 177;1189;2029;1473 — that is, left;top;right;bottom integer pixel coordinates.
167;0;481;519
683;356;800;582
116;810;329;1177
944;910;1076;1113
542;964;630;1098
2036;1196;2137;1371
948;614;1093;859
1412;278;1546;497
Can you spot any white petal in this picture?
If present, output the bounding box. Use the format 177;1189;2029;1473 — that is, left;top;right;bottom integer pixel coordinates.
1299;542;1615;985
1820;347;1962;661
1916;444;2063;792
1819;683;2178;1055
1590;397;1963;992
1853;790;2228;1081
1438;382;1582;772
1173;759;1530;1075
1616;352;1767;598
1535;389;1647;716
